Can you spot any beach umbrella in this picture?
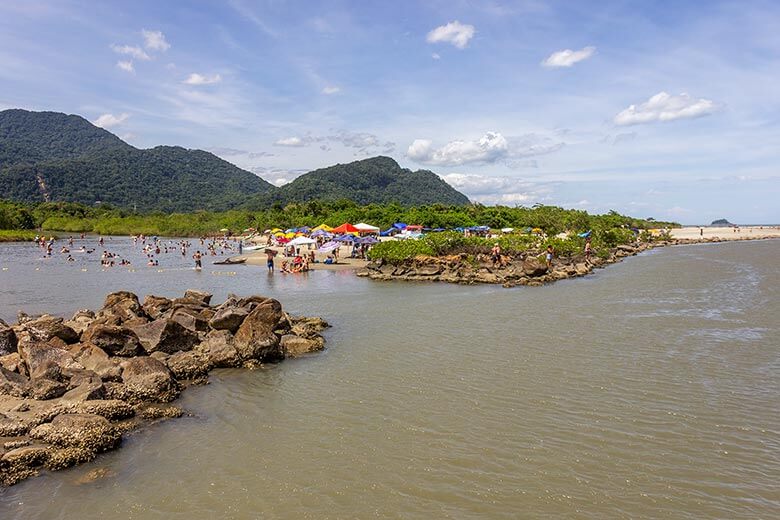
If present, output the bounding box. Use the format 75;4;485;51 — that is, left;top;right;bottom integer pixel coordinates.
335;234;357;243
359;236;379;244
288;236;316;246
313;224;333;232
332;223;360;234
318;240;340;253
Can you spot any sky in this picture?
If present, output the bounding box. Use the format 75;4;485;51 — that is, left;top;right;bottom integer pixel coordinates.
1;0;779;224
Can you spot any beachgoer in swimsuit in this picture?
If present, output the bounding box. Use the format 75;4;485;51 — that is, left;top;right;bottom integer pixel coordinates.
193;251;202;269
491;243;501;267
266;250;275;272
545;245;554;270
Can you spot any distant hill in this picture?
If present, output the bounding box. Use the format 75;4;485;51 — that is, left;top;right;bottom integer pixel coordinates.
0;109;274;212
710;218;733;226
248;156;470;208
0;109;469;212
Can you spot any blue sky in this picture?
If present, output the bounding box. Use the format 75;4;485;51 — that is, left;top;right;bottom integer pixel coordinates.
1;0;779;224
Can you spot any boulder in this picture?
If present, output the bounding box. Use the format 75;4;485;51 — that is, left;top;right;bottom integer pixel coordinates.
166;351;210;380
233;299;283;362
81;325;144;357
29;414;121;452
64;309;95;335
168;306;210;333
70;344;122;381
208;306;249;333
131;318;200;354
522;258;548;277
121;357;179;402
61;379;106;402
203;330;240;368
142;295;173;320
183;289;212;306
289;316;330;339
73;400;134;420
0;353;22;374
0;319;17;355
18;340;81;380
280;335;325;358
96;291;147;323
29;378;68;400
0;367;29;397
18;315;79;344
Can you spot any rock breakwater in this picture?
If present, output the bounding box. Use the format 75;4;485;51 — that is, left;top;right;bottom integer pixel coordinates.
0;290;329;486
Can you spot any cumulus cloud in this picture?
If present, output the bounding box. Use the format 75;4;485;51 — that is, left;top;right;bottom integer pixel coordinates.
542;46;595;67
407;132;563;167
250;166;308;186
142;29;170;51
93;113;129;128
273;136;308;147
426;21;475;49
207;147;274;159
116;60;135;73
183;73;222;85
440;173;551;205
614;92;718;125
322;86;341;94
110;44;150;61
431;53;441;60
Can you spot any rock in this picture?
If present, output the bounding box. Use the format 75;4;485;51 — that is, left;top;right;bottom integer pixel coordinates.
166;351;210;380
131;318;200;354
81;325;144;357
575;263;590;276
18;315;79;344
72;345;123;381
18;340;81;380
168;306;209;333
73;400;134;420
61;379;105;402
280;335;325;358
142;295;173;320
522;258;548;277
97;291;147;324
208;306;249;333
121;357;179;402
233;299;283;362
30;413;120;452
203;330;240;368
0;367;29;397
0;353;22;374
0;446;51;486
64;309;95;335
29;378;68;400
183;289;212;305
0;320;17;355
289;316;330;339
138;404;183;420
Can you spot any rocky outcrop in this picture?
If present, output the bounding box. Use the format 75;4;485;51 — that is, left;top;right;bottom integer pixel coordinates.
0;290;329;487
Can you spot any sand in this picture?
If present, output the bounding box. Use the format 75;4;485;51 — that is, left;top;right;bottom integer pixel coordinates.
234;242;368;271
670;226;780;241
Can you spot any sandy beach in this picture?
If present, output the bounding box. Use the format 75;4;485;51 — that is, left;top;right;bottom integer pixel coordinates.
235;242;368;271
670;226;780;241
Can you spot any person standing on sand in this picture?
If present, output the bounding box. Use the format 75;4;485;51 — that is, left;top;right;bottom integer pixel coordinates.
545;245;554;270
266;250;275;272
491;243;501;267
584;238;592;263
193;250;202;270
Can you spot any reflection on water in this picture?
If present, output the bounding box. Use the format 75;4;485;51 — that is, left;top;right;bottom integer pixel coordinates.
1;239;779;519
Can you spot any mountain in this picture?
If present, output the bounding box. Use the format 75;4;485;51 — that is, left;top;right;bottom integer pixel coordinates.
710;218;733;226
249;156;470;207
0;110;470;211
0;109;274;212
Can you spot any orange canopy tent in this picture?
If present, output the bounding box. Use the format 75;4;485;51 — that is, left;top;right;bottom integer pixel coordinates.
332;223;360;234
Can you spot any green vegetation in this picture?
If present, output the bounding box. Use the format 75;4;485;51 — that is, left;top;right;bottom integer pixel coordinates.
0;230;38;242
0;109;274;212
248;156;469;207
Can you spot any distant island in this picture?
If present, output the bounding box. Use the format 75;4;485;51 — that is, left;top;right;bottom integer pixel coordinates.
0;109;469;212
710;219;734;226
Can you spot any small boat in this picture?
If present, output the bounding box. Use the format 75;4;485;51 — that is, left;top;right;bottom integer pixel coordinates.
242;244;264;252
213;257;247;265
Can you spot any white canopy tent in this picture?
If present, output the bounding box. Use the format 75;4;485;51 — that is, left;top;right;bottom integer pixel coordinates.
354;222;381;234
288;236;317;247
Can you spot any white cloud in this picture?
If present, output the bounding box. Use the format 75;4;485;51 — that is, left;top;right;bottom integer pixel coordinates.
440;173;551;205
542;46;595;68
431;53;441;60
322;86;341;94
407;132;507;166
614;92;718;126
426;21;475;49
116;60;134;73
183;73;222;85
110;44;150;61
142;29;170;51
93;112;130;128
274;136;306;147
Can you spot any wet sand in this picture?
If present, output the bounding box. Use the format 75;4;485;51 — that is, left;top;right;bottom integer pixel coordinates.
670;225;780;240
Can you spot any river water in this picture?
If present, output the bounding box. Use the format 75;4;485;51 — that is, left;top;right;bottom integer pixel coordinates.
1;238;778;519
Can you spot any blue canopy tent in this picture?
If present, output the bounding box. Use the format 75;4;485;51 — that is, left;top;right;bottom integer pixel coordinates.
578;230;592;238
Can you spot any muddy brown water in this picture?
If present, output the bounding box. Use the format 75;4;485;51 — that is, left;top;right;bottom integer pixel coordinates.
1;238;778;519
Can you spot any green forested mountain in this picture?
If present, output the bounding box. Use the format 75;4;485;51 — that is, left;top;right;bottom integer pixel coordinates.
248;156;470;208
0;109;470;211
0;109;275;212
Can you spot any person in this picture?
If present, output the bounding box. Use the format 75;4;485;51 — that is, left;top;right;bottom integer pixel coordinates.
545;245;554;270
280;260;291;273
700;227;704;237
266;250;275;272
584;238;592;263
308;250;316;264
490;243;501;267
193;250;202;270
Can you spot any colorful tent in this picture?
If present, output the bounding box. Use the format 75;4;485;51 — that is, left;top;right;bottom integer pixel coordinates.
354;222;381;234
312;224;333;232
332;223;360;234
288;236;317;247
318;241;340;253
